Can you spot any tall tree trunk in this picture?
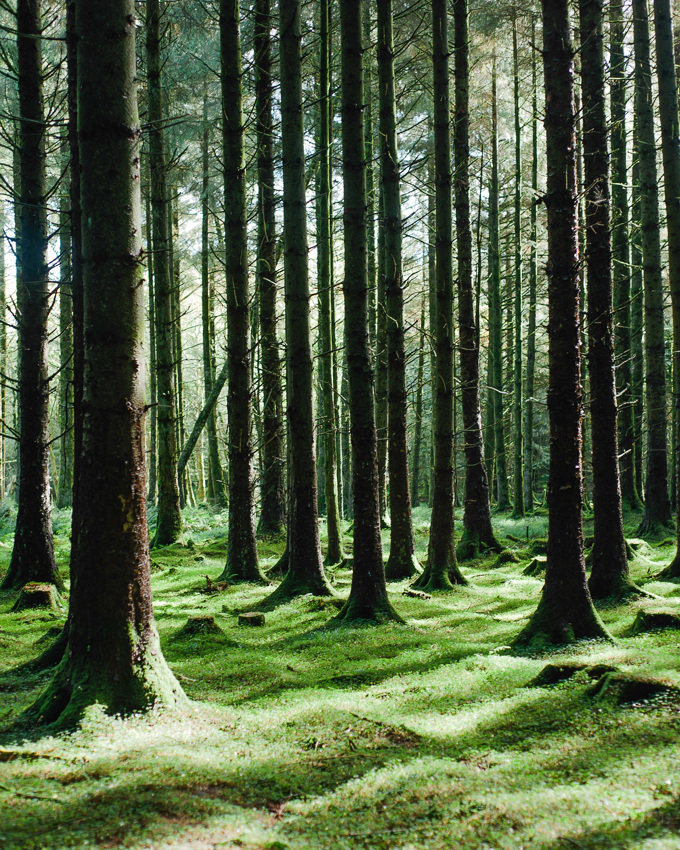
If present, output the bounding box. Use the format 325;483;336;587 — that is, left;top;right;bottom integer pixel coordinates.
415;0;467;591
147;0;181;546
610;0;640;510
411;299;426;507
57;134;73;509
631;125;645;503
514;0;609;649
0;199;5;501
364;5;377;354
523;19;538;513
511;20;524;519
218;0;264;583
375;189;388;522
200;90;227;509
3;0;61;593
334;0;401;623
454;0;500;560
145;186;157;504
378;0;419;580
633;0;672;535
254;0;285;535
316;0;345;563
654;0;680;577
259;0;333;605
488;61;509;512
29;0;186;727
579;0;632;601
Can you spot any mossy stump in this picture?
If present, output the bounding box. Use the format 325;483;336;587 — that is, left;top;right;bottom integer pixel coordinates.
587;672;680;705
12;583;61;612
493;550;520;569
175;615;224;638
630;609;680;635
523;556;547;576
528;662;618;688
239;612;265;627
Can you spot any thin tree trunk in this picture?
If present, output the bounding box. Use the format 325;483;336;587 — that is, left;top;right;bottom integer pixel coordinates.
334;0;401;623
633;0;672;535
378;0;419;580
511;20;524;518
258;0;333;605
631;125;645;502
415;0;467;591
218;0;263;583
3;0;61;593
514;0;609;649
579;0;632;601
454;0;500;560
411;299;426;507
147;0;181;546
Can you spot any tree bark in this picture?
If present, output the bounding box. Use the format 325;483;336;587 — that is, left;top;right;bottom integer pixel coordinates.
415;0;467;591
633;0;672;536
453;0;500;560
514;0;609;649
378;0;419;580
28;0;186;727
578;0;633;601
255;0;285;536
147;0;182;546
511;20;524;519
333;0;402;623
3;0;61;593
218;0;264;583
57;133;73;509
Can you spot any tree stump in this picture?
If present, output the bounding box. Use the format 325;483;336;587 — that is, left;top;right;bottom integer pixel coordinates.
587;672;680;705
174;615;224;638
238;612;265;627
630;608;680;635
12;583;61;612
523;556;547;576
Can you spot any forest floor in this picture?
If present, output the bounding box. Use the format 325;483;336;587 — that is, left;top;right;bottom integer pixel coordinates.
2;505;680;849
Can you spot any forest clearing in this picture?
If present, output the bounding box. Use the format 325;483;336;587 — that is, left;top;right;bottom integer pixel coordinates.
3;505;680;849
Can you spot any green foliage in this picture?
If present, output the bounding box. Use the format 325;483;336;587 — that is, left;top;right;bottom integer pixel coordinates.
1;508;680;847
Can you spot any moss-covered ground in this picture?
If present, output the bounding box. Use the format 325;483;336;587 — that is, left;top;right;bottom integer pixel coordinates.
2;505;680;848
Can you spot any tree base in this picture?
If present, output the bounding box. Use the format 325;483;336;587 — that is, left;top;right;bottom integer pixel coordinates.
412;562;467;591
216;563;268;584
329;595;405;626
256;569;335;611
25;631;187;729
456;529;502;561
384;552;421;582
588;574;652;604
635;515;674;540
657;549;680;580
511;595;612;652
11;583;62;612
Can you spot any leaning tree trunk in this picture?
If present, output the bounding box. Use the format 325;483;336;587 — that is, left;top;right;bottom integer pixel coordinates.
653;0;680;578
633;0;672;536
513;0;609;650
453;0;500;560
414;0;467;592
378;0;419;580
255;0;286;536
258;0;333;606
147;0;181;546
3;0;61;593
334;0;402;623
578;0;634;601
28;0;186;727
218;0;264;583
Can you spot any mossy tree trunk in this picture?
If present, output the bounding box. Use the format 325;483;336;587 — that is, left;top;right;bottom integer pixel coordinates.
3;0;61;593
259;0;333;606
454;0;500;560
378;0;419;580
415;0;467;592
653;0;680;577
334;0;401;623
255;0;285;537
579;0;633;601
218;0;264;583
316;0;345;564
633;0;672;536
514;0;609;650
147;0;181;546
28;0;186;727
